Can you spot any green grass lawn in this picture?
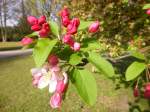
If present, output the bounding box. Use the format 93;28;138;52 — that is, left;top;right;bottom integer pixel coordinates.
0;56;149;112
0;42;22;50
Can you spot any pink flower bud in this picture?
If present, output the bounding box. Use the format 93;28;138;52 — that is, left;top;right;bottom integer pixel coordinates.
67;25;77;35
61;16;70;27
42;23;50;32
50;93;62;108
39;29;49;37
48;54;59;66
145;83;150;91
31;24;41;31
133;87;139;97
67;18;80;35
27;16;38;26
56;80;66;93
73;42;80;51
63;34;74;46
56;72;68;93
72;18;80;27
88;21;100;33
146;9;150;15
144;83;150;99
60;7;70;17
38;15;46;25
21;37;33;45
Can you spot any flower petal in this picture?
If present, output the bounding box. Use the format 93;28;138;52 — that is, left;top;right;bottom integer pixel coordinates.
31;68;42;76
38;75;49;89
63;72;68;84
49;79;57;93
49;73;57;93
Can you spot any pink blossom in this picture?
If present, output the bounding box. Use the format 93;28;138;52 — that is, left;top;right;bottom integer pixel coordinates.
48;54;59;66
60;7;70;17
21;37;33;45
50;93;62;108
42;23;50;32
31;68;58;93
39;23;50;37
88;21;100;33
32;74;42;87
27;16;38;26
146;9;150;15
63;34;74;46
56;72;68;93
61;16;70;27
31;24;41;31
38;15;46;25
73;42;80;51
67;18;80;35
39;29;49;37
144;83;150;99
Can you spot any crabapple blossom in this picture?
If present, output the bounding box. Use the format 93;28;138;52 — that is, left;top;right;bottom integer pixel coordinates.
88;21;100;33
21;37;33;45
27;16;38;26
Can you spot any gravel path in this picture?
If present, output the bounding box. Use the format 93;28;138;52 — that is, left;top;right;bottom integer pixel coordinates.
0;49;33;59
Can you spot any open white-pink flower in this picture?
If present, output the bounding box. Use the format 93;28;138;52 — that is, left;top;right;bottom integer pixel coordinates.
31;66;68;94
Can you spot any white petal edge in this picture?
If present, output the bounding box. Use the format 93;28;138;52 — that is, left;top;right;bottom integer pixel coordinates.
37;75;49;89
63;72;68;84
31;68;42;76
49;79;57;93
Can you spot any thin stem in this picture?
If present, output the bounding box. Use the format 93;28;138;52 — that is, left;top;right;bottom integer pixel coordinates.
135;78;140;88
146;67;150;82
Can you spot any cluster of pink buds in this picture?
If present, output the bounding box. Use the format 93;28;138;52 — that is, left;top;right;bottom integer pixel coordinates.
31;54;68;109
60;7;100;52
146;9;150;15
60;7;81;52
27;15;50;37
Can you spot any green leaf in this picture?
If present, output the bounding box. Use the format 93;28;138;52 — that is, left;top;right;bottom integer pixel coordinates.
71;68;97;106
131;51;146;60
33;38;57;67
81;38;101;51
122;0;128;3
87;52;115;77
78;20;93;31
143;4;150;9
49;21;59;37
69;53;82;65
26;32;38;37
125;62;146;81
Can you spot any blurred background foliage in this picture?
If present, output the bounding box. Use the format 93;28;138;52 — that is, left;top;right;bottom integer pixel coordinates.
64;0;150;57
